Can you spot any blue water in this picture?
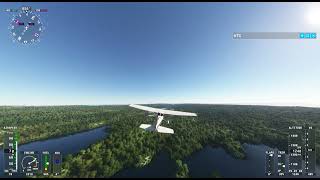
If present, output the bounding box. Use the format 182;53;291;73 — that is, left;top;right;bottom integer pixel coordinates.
185;144;320;178
185;144;270;178
114;144;320;178
0;126;108;177
18;126;108;154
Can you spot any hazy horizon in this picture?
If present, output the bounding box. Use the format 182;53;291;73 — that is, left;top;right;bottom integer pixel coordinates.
1;102;320;108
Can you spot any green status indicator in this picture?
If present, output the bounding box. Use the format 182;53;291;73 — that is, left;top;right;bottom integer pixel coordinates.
42;152;51;175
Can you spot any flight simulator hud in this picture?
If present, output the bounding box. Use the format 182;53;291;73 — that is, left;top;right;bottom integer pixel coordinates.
1;2;320;178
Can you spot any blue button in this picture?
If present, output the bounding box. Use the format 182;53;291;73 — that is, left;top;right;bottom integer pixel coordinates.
311;33;316;39
299;33;305;39
305;33;310;38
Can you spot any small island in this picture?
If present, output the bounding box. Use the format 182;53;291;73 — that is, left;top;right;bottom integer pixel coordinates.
135;155;152;167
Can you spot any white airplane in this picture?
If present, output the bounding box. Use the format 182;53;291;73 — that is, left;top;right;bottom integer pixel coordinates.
129;104;197;134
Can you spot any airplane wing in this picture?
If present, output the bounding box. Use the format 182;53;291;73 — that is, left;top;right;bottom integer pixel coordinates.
129;104;197;117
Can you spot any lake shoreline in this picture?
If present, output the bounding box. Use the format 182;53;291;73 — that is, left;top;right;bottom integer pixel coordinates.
0;125;109;178
0;125;109;149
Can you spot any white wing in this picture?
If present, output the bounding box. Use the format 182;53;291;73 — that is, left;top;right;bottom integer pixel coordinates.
129;104;197;117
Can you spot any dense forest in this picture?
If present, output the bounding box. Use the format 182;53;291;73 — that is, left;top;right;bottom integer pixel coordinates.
1;104;319;178
0;106;118;145
59;105;320;178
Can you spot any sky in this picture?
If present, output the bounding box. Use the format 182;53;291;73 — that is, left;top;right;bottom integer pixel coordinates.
0;2;320;106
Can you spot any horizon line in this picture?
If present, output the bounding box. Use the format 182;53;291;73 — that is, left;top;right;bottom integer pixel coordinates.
1;102;320;108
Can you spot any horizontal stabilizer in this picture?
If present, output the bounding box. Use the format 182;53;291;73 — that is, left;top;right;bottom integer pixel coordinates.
139;124;174;134
139;124;155;131
156;126;174;134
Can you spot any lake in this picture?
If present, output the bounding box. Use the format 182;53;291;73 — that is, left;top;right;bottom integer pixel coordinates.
0;126;108;177
185;144;320;178
186;144;271;178
114;144;320;178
